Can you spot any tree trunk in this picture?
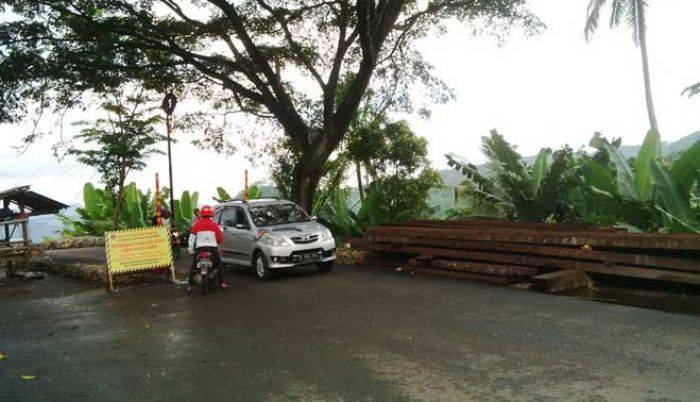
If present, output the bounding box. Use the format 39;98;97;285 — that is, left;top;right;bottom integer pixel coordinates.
113;171;126;230
356;161;365;202
113;187;124;230
291;160;323;213
637;3;659;133
289;130;340;213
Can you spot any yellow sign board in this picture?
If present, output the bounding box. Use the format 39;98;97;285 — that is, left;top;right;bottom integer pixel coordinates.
104;227;175;291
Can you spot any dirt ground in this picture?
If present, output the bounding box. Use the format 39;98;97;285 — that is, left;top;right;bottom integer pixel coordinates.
1;258;699;401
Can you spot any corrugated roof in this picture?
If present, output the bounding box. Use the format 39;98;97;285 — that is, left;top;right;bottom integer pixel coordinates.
0;185;68;216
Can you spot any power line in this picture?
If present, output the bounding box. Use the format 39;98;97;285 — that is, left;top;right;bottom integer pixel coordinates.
70;170;98;204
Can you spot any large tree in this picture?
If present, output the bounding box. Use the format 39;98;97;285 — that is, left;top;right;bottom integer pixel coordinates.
585;0;659;133
0;0;538;210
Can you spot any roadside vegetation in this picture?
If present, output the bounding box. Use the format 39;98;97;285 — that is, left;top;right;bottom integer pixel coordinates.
446;130;700;233
60;183;199;237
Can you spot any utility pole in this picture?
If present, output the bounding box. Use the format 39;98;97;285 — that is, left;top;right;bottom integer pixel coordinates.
161;93;177;228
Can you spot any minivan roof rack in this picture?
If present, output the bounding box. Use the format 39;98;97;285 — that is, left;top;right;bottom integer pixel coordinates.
219;196;282;204
249;197;281;201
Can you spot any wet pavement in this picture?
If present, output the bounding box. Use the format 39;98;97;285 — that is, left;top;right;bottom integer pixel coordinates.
1;262;700;401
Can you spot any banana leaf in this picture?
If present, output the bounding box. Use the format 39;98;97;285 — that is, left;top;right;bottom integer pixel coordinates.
173;199;182;224
82;183;103;219
531;148;552;196
590;133;637;200
122;183;145;228
582;159;616;194
446;153;510;207
190;192;199;211
180;191;192;220
650;160;699;233
357;185;390;227
634;130;661;202
248;186;261;199
482;130;533;199
215;187;231;202
670;141;700;194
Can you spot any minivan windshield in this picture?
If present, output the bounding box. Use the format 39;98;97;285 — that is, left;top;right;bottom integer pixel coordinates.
249;203;311;227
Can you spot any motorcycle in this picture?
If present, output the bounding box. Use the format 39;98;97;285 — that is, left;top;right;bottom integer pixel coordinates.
190;250;220;295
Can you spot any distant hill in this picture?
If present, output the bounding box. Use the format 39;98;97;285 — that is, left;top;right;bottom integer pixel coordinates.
432;130;700;216
27;204;79;243
662;130;700;156
613;130;700;159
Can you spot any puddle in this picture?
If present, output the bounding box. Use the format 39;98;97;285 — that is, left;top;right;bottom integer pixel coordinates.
564;275;700;316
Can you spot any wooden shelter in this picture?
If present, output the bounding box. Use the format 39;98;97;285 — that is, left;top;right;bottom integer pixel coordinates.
1;185;68;272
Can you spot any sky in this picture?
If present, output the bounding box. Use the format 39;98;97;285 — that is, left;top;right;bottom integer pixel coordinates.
2;0;700;206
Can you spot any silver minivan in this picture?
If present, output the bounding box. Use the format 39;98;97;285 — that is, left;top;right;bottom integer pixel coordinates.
214;198;337;280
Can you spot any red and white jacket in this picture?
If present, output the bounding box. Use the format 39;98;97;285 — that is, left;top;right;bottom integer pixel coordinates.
188;218;223;253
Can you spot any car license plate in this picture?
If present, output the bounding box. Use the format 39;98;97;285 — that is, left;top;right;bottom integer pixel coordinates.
295;252;321;263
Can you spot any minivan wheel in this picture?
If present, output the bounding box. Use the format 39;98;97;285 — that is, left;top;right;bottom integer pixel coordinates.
317;261;334;273
254;252;272;281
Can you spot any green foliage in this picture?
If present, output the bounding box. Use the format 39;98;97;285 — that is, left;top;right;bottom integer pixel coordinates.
576;131;700;233
345;119;443;218
579;131;659;230
67;88;164;228
68;89;163;190
314;188;362;238
650;160;699;233
669;141;700;194
61;182;200;236
584;0;647;43
635;130;662;201
215;188;232;202
446;130;579;222
59;183;114;236
214;184;277;202
314;184;410;238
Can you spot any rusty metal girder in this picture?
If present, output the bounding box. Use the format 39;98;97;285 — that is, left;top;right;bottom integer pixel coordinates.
366;225;700;251
428;258;538;277
398;219;621;232
409;267;515;285
362;243;700;285
365;234;700;273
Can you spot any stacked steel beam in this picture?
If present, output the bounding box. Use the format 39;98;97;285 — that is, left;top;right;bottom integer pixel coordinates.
360;219;700;286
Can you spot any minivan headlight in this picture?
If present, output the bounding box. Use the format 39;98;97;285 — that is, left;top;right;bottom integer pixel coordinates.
258;231;291;246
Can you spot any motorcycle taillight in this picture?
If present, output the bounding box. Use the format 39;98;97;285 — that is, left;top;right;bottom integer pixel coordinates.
198;252;211;259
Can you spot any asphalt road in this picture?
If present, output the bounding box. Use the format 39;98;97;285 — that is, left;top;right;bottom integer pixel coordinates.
1;260;699;401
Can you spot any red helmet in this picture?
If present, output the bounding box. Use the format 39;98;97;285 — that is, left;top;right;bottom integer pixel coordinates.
200;205;214;218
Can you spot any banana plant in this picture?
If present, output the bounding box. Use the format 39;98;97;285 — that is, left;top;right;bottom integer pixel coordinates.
649;142;700;233
61;182;200;236
314;187;362;237
446;130;579;222
579;131;699;233
213;185;264;202
588;130;661;202
173;190;199;234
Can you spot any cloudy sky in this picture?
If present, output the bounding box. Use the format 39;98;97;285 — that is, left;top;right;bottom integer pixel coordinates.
3;0;700;206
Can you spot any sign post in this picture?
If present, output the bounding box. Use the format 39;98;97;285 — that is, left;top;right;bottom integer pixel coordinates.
104;226;175;292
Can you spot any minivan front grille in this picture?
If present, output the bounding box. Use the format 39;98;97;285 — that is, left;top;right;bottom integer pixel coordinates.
290;234;319;244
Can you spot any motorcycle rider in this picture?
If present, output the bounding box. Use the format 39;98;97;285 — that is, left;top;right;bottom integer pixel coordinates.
187;205;228;291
